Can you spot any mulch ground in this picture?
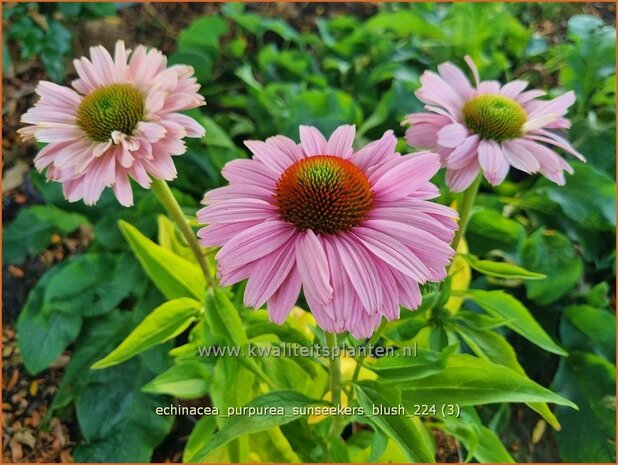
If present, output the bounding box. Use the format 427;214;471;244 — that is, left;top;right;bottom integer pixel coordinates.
2;326;73;463
1;2;614;463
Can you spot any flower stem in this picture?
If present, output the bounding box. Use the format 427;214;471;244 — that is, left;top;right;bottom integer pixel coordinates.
450;173;482;258
351;320;387;387
326;332;342;436
151;178;214;288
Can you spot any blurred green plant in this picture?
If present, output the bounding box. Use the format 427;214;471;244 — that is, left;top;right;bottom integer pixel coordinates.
5;2;616;463
3;2;116;80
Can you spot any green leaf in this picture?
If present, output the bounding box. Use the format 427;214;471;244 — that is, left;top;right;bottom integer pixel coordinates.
355;381;435;463
168;49;213;83
177;16;228;57
455;324;560;430
205;287;248;346
17;265;83;374
205;288;275;387
462;254;546;280
442;410;515;462
92;298;202;369
466;209;526;256
183;390;323;463
465;290;567;355
539;163;616;231
553;352;616;462
367;345;455;382
561;305;616;363
141;360;212;399
183;415;218;462
74;354;173;462
399;354;577;408
43;252;146;318
3;205;87;264
118;220;205;301
520;229;583;305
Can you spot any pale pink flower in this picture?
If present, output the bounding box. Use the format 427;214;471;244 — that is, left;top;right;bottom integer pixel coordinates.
19;40;205;206
404;56;585;192
197;125;457;338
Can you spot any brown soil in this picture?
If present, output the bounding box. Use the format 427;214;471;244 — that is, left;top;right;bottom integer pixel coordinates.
2;326;74;463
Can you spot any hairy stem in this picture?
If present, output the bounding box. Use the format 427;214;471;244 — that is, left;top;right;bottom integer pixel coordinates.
326;332;343;437
151;178;214;288
450;173;482;260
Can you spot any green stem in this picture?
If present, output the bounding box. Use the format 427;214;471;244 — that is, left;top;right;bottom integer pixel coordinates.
326;332;342;437
350;320;387;387
450;174;482;260
151;178;214;288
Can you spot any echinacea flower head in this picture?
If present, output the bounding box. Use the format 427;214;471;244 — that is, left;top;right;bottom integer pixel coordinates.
19;40;205;206
404;56;585;192
197;125;457;338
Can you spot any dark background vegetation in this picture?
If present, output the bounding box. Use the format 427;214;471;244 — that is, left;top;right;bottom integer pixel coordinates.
2;2;616;463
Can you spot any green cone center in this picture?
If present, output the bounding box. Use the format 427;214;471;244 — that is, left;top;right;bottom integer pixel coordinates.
275;155;374;234
462;94;527;142
77;84;144;142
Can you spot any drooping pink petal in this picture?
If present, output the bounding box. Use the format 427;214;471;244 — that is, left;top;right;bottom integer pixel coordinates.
295;230;333;306
502;140;541;173
437;123;468;148
267;267;302;324
478;140;509;186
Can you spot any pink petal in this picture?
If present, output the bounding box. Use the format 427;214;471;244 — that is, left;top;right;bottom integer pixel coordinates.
244;140;291;173
265;135;304;164
299;126;327;155
203;184;273;204
353;130;397;169
445;162;481;193
138;121;167;143
165;113;205;138
464;55;480;87
112;172;134;207
197;220;262;247
267;267;302;324
221;159;277;189
244;238;298;308
500;80;529;99
502;140;541;173
334;235;383;313
445;135;480;169
353;226;430;283
528;130;585;161
437;62;474;99
478;140;509;186
371;152;441;201
325;124;355;158
295;230;333;306
198;199;276;224
437;123;468;148
478;81;501;94
217;220;296;271
528;91;575;119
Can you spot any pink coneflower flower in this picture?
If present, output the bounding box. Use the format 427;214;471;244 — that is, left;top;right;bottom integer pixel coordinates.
404;56;585;192
18;40;205;206
197;125;457;338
